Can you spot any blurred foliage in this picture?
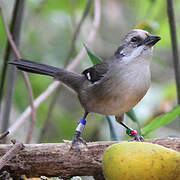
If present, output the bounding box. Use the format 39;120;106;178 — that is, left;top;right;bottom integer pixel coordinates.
141;105;180;136
39;0;86;14
163;81;177;100
0;0;180;148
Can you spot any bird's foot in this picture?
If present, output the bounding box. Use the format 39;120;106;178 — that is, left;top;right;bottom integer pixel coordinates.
70;131;87;151
126;129;144;142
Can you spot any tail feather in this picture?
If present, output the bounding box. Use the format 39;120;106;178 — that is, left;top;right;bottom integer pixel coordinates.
9;59;83;93
9;59;60;77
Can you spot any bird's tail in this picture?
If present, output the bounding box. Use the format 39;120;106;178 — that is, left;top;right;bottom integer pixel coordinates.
9;59;60;77
9;59;83;93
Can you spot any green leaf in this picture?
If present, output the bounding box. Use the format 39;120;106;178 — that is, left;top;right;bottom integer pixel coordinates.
84;43;103;64
140;105;180;136
126;109;138;123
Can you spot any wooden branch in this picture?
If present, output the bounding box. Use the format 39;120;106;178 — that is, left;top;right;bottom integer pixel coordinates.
0;138;180;178
0;140;24;170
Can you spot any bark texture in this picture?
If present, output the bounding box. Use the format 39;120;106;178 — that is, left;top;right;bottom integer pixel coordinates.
0;138;180;178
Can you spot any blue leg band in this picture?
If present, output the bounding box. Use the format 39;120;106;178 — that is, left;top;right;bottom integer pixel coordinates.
78;118;86;125
76;118;86;133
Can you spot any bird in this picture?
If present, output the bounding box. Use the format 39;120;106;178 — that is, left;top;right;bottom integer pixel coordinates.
10;29;161;150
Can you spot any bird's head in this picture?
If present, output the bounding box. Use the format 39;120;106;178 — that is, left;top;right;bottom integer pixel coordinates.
115;29;161;61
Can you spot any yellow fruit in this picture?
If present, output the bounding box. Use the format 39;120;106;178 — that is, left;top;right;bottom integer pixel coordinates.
102;142;180;180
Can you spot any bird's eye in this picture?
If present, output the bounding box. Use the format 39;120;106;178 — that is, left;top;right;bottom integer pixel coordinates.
131;37;138;42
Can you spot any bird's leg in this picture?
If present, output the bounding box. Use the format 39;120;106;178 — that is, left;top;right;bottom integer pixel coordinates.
116;116;144;142
70;112;89;150
120;121;144;141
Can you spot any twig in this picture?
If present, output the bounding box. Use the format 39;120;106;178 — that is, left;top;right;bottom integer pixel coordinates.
66;0;100;71
0;2;23;107
0;1;36;143
0;131;9;141
167;0;180;105
23;72;36;144
8;0;101;137
0;138;179;177
65;0;92;64
0;4;21;59
0;139;24;170
39;0;93;142
38;86;62;142
0;1;24;143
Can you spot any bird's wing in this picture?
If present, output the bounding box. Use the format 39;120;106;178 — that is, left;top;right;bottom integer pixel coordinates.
82;62;109;83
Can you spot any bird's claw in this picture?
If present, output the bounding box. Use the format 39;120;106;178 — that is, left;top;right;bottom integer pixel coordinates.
70;131;87;151
126;128;144;142
129;133;144;142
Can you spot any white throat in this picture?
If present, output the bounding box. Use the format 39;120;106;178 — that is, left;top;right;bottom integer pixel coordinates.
122;46;153;65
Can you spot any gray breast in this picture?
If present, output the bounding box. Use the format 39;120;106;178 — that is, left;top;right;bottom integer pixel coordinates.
78;62;151;116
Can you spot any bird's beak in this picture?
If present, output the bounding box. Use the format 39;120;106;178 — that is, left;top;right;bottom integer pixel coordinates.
143;35;161;46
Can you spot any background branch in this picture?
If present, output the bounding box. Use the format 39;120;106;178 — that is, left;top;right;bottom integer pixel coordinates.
39;0;93;143
167;0;180;106
0;138;179;178
0;131;9;140
65;0;92;64
0;0;25;139
8;0;101;137
0;0;36;144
